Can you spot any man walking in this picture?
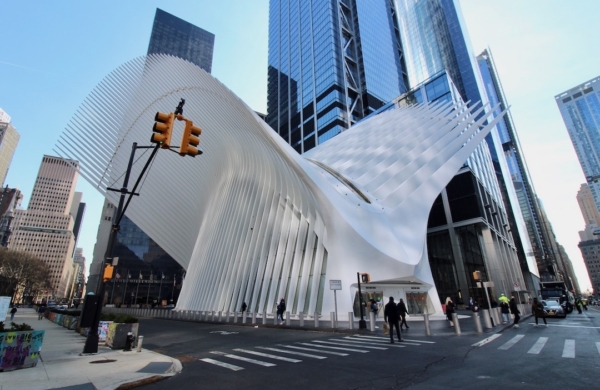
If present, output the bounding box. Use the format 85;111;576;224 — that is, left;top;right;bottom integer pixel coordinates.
10;305;17;321
384;297;403;343
397;298;409;330
509;296;520;328
277;298;286;325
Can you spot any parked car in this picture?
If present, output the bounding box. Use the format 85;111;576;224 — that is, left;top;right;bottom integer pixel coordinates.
542;300;566;318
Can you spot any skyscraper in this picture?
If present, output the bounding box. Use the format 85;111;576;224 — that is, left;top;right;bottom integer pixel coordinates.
267;0;538;304
0;108;21;187
147;8;215;72
87;9;215;303
266;0;408;153
9;156;81;298
556;76;600;213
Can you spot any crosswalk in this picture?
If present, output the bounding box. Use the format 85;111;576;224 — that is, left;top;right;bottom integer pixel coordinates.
199;334;434;371
473;334;600;359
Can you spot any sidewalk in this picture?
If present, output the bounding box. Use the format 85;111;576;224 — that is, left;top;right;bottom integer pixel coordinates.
1;308;182;390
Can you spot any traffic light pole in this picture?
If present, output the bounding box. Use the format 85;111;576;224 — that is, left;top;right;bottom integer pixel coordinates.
357;272;367;329
82;142;160;354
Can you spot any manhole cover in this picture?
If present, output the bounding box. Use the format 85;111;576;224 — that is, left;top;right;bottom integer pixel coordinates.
90;359;117;364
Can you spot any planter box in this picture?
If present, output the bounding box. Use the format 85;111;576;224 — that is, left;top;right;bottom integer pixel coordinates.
79;321;113;341
105;323;139;349
0;330;45;371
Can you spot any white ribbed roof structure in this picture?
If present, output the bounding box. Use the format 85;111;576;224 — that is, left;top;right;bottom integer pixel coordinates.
55;55;504;316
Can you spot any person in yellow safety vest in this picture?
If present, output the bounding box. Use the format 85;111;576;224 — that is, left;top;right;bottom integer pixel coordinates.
498;293;510;304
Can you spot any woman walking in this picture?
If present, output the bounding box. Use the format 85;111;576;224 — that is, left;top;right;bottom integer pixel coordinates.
509;296;520;328
532;298;547;327
397;298;409;330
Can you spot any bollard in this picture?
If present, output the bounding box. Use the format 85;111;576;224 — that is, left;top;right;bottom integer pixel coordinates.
493;308;501;326
252;311;256;324
211;311;216;321
369;312;375;331
242;311;247;324
451;313;461;335
225;311;230;323
348;312;354;330
274;313;279;325
286;311;290;326
262;311;267;325
481;309;493;328
473;312;483;333
423;313;431;336
299;312;304;327
218;311;222;322
331;312;336;328
234;311;239;323
314;312;319;328
136;335;144;352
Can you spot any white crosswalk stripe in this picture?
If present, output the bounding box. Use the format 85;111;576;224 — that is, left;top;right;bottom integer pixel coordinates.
498;335;524;350
310;340;387;350
211;351;276;366
527;337;548;354
562;339;575;358
277;344;349;356
336;338;405;348
200;358;244;371
256;346;327;359
351;335;425;345
596;342;600;356
298;342;369;353
233;349;302;362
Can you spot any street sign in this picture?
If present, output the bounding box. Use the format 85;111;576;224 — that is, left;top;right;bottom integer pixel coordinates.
329;280;342;290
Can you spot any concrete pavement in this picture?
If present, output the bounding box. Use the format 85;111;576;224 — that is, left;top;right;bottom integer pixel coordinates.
0;308;181;390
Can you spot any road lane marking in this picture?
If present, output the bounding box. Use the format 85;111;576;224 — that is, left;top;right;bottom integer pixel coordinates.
337;338;406;348
527;323;600;329
298;343;368;353
596;342;600;356
562;340;575;358
233;349;301;363
277;344;348;356
472;334;502;347
257;347;327;359
211;352;276;367
498;335;524;350
353;335;434;344
527;337;548;354
310;340;387;350
200;358;244;371
349;336;420;345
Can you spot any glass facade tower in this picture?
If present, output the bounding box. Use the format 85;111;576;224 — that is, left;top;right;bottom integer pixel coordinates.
148;8;215;73
266;0;408;154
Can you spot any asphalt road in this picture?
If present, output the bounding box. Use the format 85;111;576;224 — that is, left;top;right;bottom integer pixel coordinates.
137;308;600;390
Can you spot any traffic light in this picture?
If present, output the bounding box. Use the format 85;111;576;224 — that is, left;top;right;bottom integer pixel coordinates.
179;119;202;157
151;112;174;148
360;273;370;283
103;265;114;282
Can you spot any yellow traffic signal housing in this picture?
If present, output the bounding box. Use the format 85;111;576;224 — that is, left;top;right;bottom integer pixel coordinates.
151;112;174;148
360;273;370;283
103;265;114;282
179;119;202;157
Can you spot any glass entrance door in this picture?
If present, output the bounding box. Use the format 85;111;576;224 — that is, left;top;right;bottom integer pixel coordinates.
353;291;383;317
406;292;429;314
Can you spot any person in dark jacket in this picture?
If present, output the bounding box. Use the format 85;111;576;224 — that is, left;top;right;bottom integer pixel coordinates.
396;298;409;329
277;298;286;325
509;296;520;328
37;305;46;320
500;300;510;323
532;298;547;326
241;302;247;313
384;297;403;343
445;297;455;326
10;306;17;321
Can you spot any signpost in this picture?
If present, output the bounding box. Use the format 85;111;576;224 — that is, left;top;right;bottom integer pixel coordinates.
329;280;341;326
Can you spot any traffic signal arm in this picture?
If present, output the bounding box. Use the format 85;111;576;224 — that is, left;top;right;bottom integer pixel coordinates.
151;112;175;148
179;119;202;157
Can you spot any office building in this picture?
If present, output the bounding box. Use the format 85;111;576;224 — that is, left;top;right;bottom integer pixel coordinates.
0;108;21;187
8;156;81;299
0;186;23;247
266;0;408;153
577;183;600;227
148;8;215;72
86;9;215;302
556;76;600;213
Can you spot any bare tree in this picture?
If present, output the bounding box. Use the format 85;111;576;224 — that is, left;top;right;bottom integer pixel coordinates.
0;249;51;300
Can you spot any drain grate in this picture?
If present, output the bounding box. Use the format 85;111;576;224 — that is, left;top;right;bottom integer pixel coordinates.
89;359;117;364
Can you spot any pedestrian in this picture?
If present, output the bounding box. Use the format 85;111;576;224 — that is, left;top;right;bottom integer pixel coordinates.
445;297;455;327
37;305;46;320
384;297;403;343
10;305;17;321
575;297;583;314
532;298;547;327
370;299;379;317
241;301;247;313
509;296;520;328
397;298;409;330
498;293;509;305
277;298;286;325
500;300;510;323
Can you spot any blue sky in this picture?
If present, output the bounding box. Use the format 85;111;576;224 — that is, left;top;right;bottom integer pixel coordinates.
1;1;598;291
